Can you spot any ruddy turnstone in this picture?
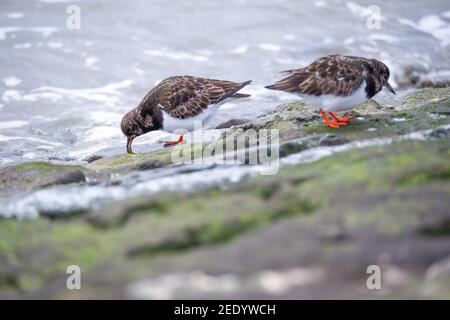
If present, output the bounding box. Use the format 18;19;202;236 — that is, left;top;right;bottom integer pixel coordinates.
121;76;251;154
265;55;396;128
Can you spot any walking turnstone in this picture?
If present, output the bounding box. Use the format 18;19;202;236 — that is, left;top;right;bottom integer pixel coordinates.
121;76;251;154
265;55;396;128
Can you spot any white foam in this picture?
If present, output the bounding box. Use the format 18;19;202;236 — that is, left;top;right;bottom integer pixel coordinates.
344;37;356;45
145;49;209;62
5;26;59;40
283;34;296;40
346;2;383;19
13;43;32;49
36;145;54;151
258;43;281;52
0;158;14;166
21;91;62;102
346;1;366;16
1;26;58;41
88;110;122;126
1;185;127;219
0;134;14;142
20;79;134;107
0;120;28;130
361;45;377;52
230;45;248;54
314;1;327;8
2;90;21;103
85;56;99;69
0;27;19;40
399;15;450;46
81;126;121;142
0;134;62;145
7;12;24;19
424;70;450;79
0;165;252;218
2;76;22;87
47;41;63;49
133;66;144;75
369;33;400;44
23;152;38;159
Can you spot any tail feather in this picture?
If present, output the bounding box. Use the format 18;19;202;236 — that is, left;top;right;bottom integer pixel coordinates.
265;84;278;90
230;80;252;99
232;93;251;98
280;69;296;75
217;80;252;103
265;69;297;90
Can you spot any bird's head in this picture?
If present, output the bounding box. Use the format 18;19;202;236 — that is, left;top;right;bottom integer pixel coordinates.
120;109;161;154
370;59;396;95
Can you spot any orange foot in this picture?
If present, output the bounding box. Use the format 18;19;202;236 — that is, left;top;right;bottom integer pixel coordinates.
163;134;184;147
320;109;347;129
329;112;353;123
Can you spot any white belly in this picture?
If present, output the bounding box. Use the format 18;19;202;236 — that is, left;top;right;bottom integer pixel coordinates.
301;83;368;112
161;104;219;132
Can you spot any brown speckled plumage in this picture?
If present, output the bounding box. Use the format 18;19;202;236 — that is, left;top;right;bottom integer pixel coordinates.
266;55;393;99
121;75;251;153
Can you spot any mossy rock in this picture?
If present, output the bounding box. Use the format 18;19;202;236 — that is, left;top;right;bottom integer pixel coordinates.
241;88;450;142
0;162;87;194
1;88;450;299
1;138;450;298
85;143;207;172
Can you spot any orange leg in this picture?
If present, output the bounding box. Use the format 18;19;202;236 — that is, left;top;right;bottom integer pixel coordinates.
329;112;353;123
320;109;347;128
163;134;184;147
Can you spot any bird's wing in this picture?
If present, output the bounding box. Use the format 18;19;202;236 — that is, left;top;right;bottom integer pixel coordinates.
159;76;251;119
269;56;368;97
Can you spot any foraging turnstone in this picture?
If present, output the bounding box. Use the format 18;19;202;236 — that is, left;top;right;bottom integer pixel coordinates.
121;76;251;154
265;55;396;128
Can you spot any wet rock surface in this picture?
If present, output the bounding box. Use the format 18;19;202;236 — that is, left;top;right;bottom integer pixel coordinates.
215;118;249;129
1;88;450;299
0;162;86;194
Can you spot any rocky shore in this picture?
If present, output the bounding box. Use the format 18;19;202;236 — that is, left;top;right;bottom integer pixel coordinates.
1;88;450;299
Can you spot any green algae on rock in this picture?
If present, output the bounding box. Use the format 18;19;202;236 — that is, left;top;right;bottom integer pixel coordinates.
1;138;450;298
0;88;450;299
0;162;86;194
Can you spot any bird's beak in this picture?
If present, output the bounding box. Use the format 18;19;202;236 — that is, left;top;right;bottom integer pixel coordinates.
384;82;396;95
126;137;135;154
